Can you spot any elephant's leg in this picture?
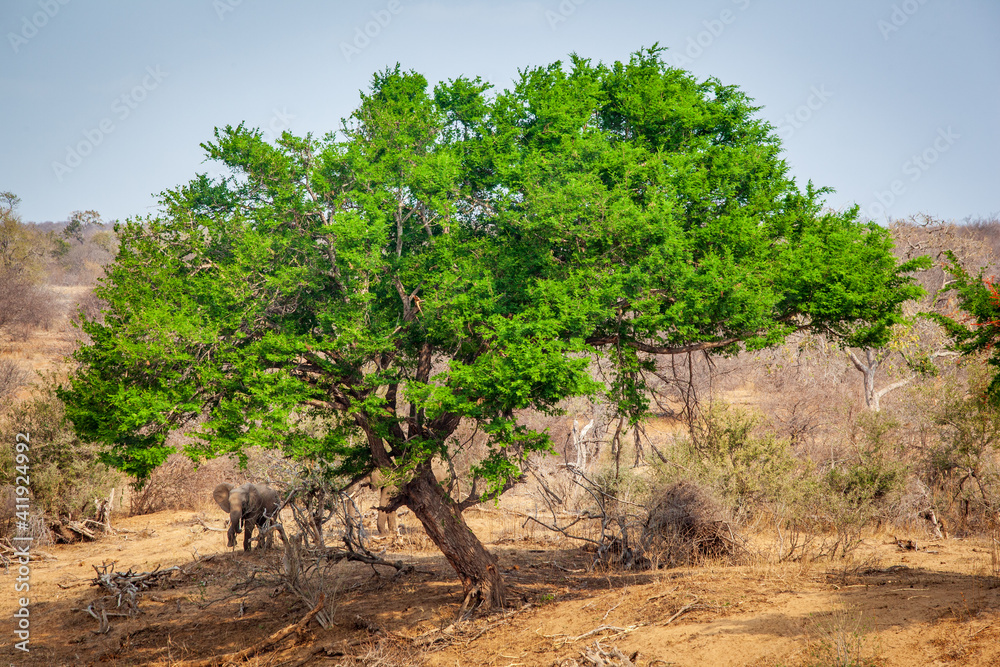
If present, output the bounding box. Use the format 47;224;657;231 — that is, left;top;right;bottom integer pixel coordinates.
243;524;254;551
377;486;397;535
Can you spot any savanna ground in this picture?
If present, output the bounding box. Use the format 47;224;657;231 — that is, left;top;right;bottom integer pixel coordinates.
3;499;1000;667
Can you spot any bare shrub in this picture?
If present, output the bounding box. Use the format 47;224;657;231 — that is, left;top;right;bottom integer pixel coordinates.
0;486;53;545
956;214;1000;264
642;480;744;568
272;477;415;629
803;606;881;667
73;289;106;325
128;454;234;516
912;368;1000;535
0;358;29;400
0;485;52;544
0;270;56;342
241;446;299;488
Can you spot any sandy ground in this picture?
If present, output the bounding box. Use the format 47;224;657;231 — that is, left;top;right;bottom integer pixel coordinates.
1;505;999;666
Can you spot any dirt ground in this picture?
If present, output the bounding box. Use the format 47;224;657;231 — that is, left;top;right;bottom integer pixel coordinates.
2;503;1000;667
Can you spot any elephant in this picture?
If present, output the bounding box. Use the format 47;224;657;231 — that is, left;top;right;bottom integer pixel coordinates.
213;482;280;551
366;470;397;536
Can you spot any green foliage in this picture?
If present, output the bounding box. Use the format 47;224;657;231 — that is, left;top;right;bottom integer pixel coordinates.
932;252;1000;400
921;368;1000;515
827;412;905;507
655;403;803;513
0;384;123;518
58;48;924;507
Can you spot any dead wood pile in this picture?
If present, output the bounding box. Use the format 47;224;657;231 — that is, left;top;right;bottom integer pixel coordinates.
80;562;181;633
642;481;744;567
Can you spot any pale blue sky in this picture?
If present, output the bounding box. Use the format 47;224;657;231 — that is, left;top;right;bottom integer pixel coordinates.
2;0;997;225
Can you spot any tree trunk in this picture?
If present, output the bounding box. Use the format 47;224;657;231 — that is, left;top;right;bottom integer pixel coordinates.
400;466;505;610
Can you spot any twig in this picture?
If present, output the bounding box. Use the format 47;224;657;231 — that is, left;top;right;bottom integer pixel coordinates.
970;623;992;638
194;516;226;532
545;624;642;646
663;600;701;626
646;586;678;602
57;581;89;590
569;624;641;642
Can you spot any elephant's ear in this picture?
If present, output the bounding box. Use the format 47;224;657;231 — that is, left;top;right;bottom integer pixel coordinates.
213;483;234;513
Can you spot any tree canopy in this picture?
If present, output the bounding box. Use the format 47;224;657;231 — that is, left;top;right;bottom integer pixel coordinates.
933;253;1000;398
60;47;925;608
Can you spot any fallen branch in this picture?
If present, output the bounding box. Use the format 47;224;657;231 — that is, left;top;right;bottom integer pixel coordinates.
194;516;226;532
66;521;98;541
582;641;638;666
569;624;641;642
545;623;643;646
174;594;325;667
0;540;56;561
412;605;532;650
57;581;90;590
663;600;701;626
77;562;183;632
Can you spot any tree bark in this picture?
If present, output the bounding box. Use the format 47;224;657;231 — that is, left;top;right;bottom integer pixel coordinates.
399;465;505;610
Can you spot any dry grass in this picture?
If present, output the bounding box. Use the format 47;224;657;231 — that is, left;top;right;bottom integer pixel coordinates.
803;606;882;667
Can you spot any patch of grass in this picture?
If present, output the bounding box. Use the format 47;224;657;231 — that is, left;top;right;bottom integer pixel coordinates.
803;607;882;667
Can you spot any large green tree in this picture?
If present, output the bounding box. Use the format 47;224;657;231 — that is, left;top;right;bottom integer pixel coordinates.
61;48;924;609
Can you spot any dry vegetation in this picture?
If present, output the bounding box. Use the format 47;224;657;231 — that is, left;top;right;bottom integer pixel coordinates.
4;213;1000;665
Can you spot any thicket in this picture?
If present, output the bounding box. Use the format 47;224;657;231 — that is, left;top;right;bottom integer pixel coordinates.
518;215;1000;565
0;383;124;539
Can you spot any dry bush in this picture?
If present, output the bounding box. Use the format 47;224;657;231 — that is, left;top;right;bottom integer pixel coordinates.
240;446;299;488
128;454;235;516
803;606;881;667
0;384;124;521
955;214;1000;265
905;367;1000;535
0;485;53;544
0;358;29;401
73;289;105;324
47;229;115;286
0;485;53;545
642;480;744;568
0;271;56;342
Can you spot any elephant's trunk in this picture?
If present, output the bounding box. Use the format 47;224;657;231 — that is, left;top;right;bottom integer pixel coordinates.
228;509;243;547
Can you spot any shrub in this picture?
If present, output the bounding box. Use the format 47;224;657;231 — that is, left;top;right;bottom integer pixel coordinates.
919;369;1000;531
0;383;124;520
127;453;235;516
0;358;29;401
0;270;55;342
826;411;906;510
656;402;805;519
